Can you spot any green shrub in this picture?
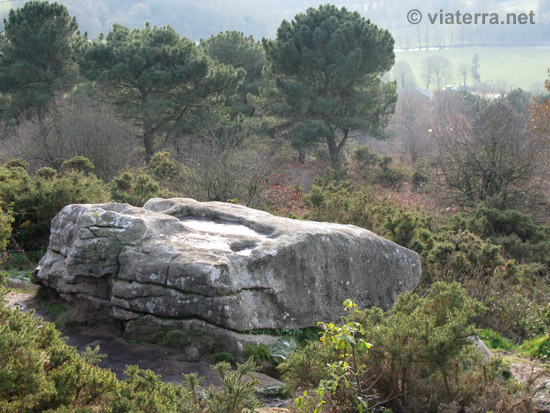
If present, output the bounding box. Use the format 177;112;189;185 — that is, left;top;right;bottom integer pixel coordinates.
62;156;95;174
4;158;27;169
0;207;13;255
146;151;182;183
520;335;550;360
0;291;262;412
0;161;110;249
482;286;549;341
211;351;236;364
110;171;173;207
304;180;433;254
278;340;332;391
114;365;194;412
283;283;529;412
411;169;428;189
425;230;505;296
302;178;550;343
0;291;119;411
352;146;381;169
449;205;550;270
476;329;516;350
36;167;57;180
201;359;261;412
244;343;274;365
373;162;411;190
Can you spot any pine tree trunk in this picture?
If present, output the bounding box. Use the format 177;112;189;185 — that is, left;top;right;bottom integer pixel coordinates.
327;135;341;171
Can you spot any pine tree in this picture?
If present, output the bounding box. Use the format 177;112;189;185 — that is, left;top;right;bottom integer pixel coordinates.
0;1;78;119
264;5;396;170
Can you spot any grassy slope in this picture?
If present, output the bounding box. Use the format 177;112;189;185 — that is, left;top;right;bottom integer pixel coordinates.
396;46;550;91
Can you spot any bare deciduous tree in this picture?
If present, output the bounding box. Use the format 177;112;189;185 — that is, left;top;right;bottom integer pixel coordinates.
2;96;138;180
432;93;542;209
183;136;273;207
471;54;481;87
422;56;453;91
392;61;417;91
386;90;432;164
458;63;469;86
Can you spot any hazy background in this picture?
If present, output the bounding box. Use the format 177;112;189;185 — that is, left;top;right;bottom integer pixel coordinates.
0;0;547;45
1;0;549;90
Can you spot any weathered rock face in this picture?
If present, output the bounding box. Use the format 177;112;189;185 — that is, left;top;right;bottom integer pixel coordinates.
33;198;421;356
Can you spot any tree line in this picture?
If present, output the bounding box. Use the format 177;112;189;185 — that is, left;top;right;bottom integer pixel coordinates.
0;1;395;171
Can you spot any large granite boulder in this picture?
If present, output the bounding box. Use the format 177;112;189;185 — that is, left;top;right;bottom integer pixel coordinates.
33;198;421;357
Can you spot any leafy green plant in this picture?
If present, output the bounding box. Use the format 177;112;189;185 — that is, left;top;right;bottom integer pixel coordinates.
310;299;377;412
372;156;411;190
304;180;433;254
520;335;550;360
114;365;194;412
204;359;261;412
278;340;333;391
0;289;266;412
81;345;107;366
476;329;517;350
0;207;13;267
211;351;236;364
244;343;274;365
62;156;95;174
283;283;528;412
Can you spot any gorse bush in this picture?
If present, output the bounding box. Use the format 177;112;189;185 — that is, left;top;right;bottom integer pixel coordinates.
0;160;110;249
449;205;550;270
278;340;333;391
110;171;173;207
0;157;178;250
0;288;261;412
304;179;433;254
0;290;119;411
0;208;13;255
303;177;550;342
282;283;532;412
371;156;411;190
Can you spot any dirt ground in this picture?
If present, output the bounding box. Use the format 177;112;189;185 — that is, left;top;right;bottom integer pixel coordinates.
3;285;290;409
508;356;550;412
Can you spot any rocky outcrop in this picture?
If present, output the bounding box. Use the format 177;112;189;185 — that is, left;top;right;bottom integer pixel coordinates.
33;198;421;357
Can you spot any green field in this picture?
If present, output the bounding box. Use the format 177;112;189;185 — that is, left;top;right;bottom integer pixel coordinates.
396;46;550;92
0;1;13;13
